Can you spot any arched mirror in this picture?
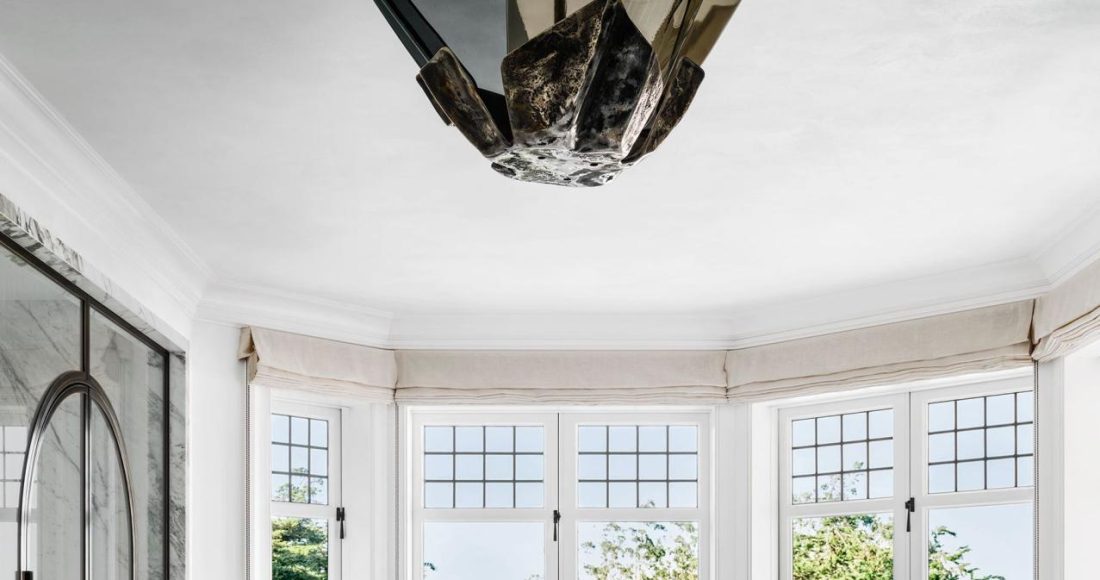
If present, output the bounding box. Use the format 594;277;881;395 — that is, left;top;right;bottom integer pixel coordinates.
16;373;136;580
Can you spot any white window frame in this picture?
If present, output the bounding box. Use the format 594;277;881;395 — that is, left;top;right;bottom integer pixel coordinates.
406;407;713;579
778;393;911;579
908;379;1034;580
559;410;713;580
409;410;560;580
775;374;1036;580
258;398;344;580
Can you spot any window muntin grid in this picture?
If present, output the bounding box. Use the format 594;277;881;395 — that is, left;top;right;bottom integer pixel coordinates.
1;425;27;508
927;391;1034;494
422;425;546;509
790;409;894;504
576;425;699;509
271;414;330;505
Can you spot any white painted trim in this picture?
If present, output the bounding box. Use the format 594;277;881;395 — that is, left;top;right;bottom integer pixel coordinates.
0;53;211;340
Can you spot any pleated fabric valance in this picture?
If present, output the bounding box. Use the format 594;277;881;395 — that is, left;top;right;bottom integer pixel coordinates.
725;301;1035;402
394;350;729;404
237;327;397;402
1032;258;1100;361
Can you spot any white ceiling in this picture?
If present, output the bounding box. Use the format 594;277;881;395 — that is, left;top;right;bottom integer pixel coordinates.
1;0;1098;346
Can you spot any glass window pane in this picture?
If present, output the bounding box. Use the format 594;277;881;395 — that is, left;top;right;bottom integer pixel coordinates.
988;458;1015;489
987;426;1015;457
424;522;544;580
1017;392;1034;422
425;454;454;480
425;482;453;508
957;430;984;460
515;427;543;452
310;419;328;448
1017;424;1034;455
290;475;309;503
272;474;290;502
609;482;637;508
310;449;328;476
928;504;1033;580
987;394;1015;425
579;426;607;452
455;426;484;452
455;455;483;480
638;426;667;452
579;482;607;508
609;426;637;452
639;455;667;480
290;417;309;445
793;448;815;476
425;427;453;452
310;477;328;505
816;445;841;473
291;446;308;473
868;410;893;439
579;454;607;480
869;440;893;469
792;419;815;447
842;413;867;442
792;477;815;504
485;483;513;508
816;416;841;445
793;515;893;578
957;398;984;429
929;401;955;432
1017;457;1034;487
578;522;698;579
843;442;867;471
272;518;328;579
271;415;290;443
929;464;955;494
609;454;637;480
817;474;841;502
957;461;984;492
515;482;543;508
638;482;667;508
485;455;513;480
272;444;289;472
486;427;513;452
868;469;893;499
842;472;867;500
669;482;697;508
455;483;483;508
668;426;697;452
929;433;955;463
515;454;543;481
669;454;697;480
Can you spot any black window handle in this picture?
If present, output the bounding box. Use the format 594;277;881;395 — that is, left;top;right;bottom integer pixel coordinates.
553;509;561;542
337;507;346;539
905;498;915;532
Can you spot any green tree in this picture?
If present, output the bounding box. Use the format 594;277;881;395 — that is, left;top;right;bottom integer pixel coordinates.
928;526;1004;580
272;517;328;580
581;521;698;579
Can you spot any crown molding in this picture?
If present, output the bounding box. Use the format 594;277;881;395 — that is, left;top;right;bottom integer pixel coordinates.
1032;199;1100;286
198;281;394;347
0;52;212;340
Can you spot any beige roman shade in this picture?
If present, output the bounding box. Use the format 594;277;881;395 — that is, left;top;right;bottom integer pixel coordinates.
237;327;397;402
394;350;728;404
725;301;1035;402
1032;258;1100;361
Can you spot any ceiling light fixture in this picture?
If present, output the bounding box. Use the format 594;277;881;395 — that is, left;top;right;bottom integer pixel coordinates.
374;0;741;187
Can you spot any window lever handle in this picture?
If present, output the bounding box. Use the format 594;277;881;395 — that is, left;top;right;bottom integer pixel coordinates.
337;507;346;539
553;509;561;542
905;498;915;532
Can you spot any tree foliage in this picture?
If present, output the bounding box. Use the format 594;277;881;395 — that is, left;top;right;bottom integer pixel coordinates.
272;517;329;580
581;521;698;580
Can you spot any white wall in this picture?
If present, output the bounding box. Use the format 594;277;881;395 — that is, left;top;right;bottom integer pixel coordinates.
187;320;247;578
1062;344;1100;579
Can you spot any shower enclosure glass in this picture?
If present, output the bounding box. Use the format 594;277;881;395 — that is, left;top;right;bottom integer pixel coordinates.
0;232;171;580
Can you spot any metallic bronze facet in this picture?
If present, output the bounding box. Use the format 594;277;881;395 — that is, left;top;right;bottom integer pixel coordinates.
417;48;510;157
413;0;721;187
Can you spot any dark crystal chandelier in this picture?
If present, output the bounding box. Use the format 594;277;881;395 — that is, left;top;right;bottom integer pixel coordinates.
374;0;741;187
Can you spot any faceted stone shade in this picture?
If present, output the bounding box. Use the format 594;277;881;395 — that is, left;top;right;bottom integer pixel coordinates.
414;0;737;187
